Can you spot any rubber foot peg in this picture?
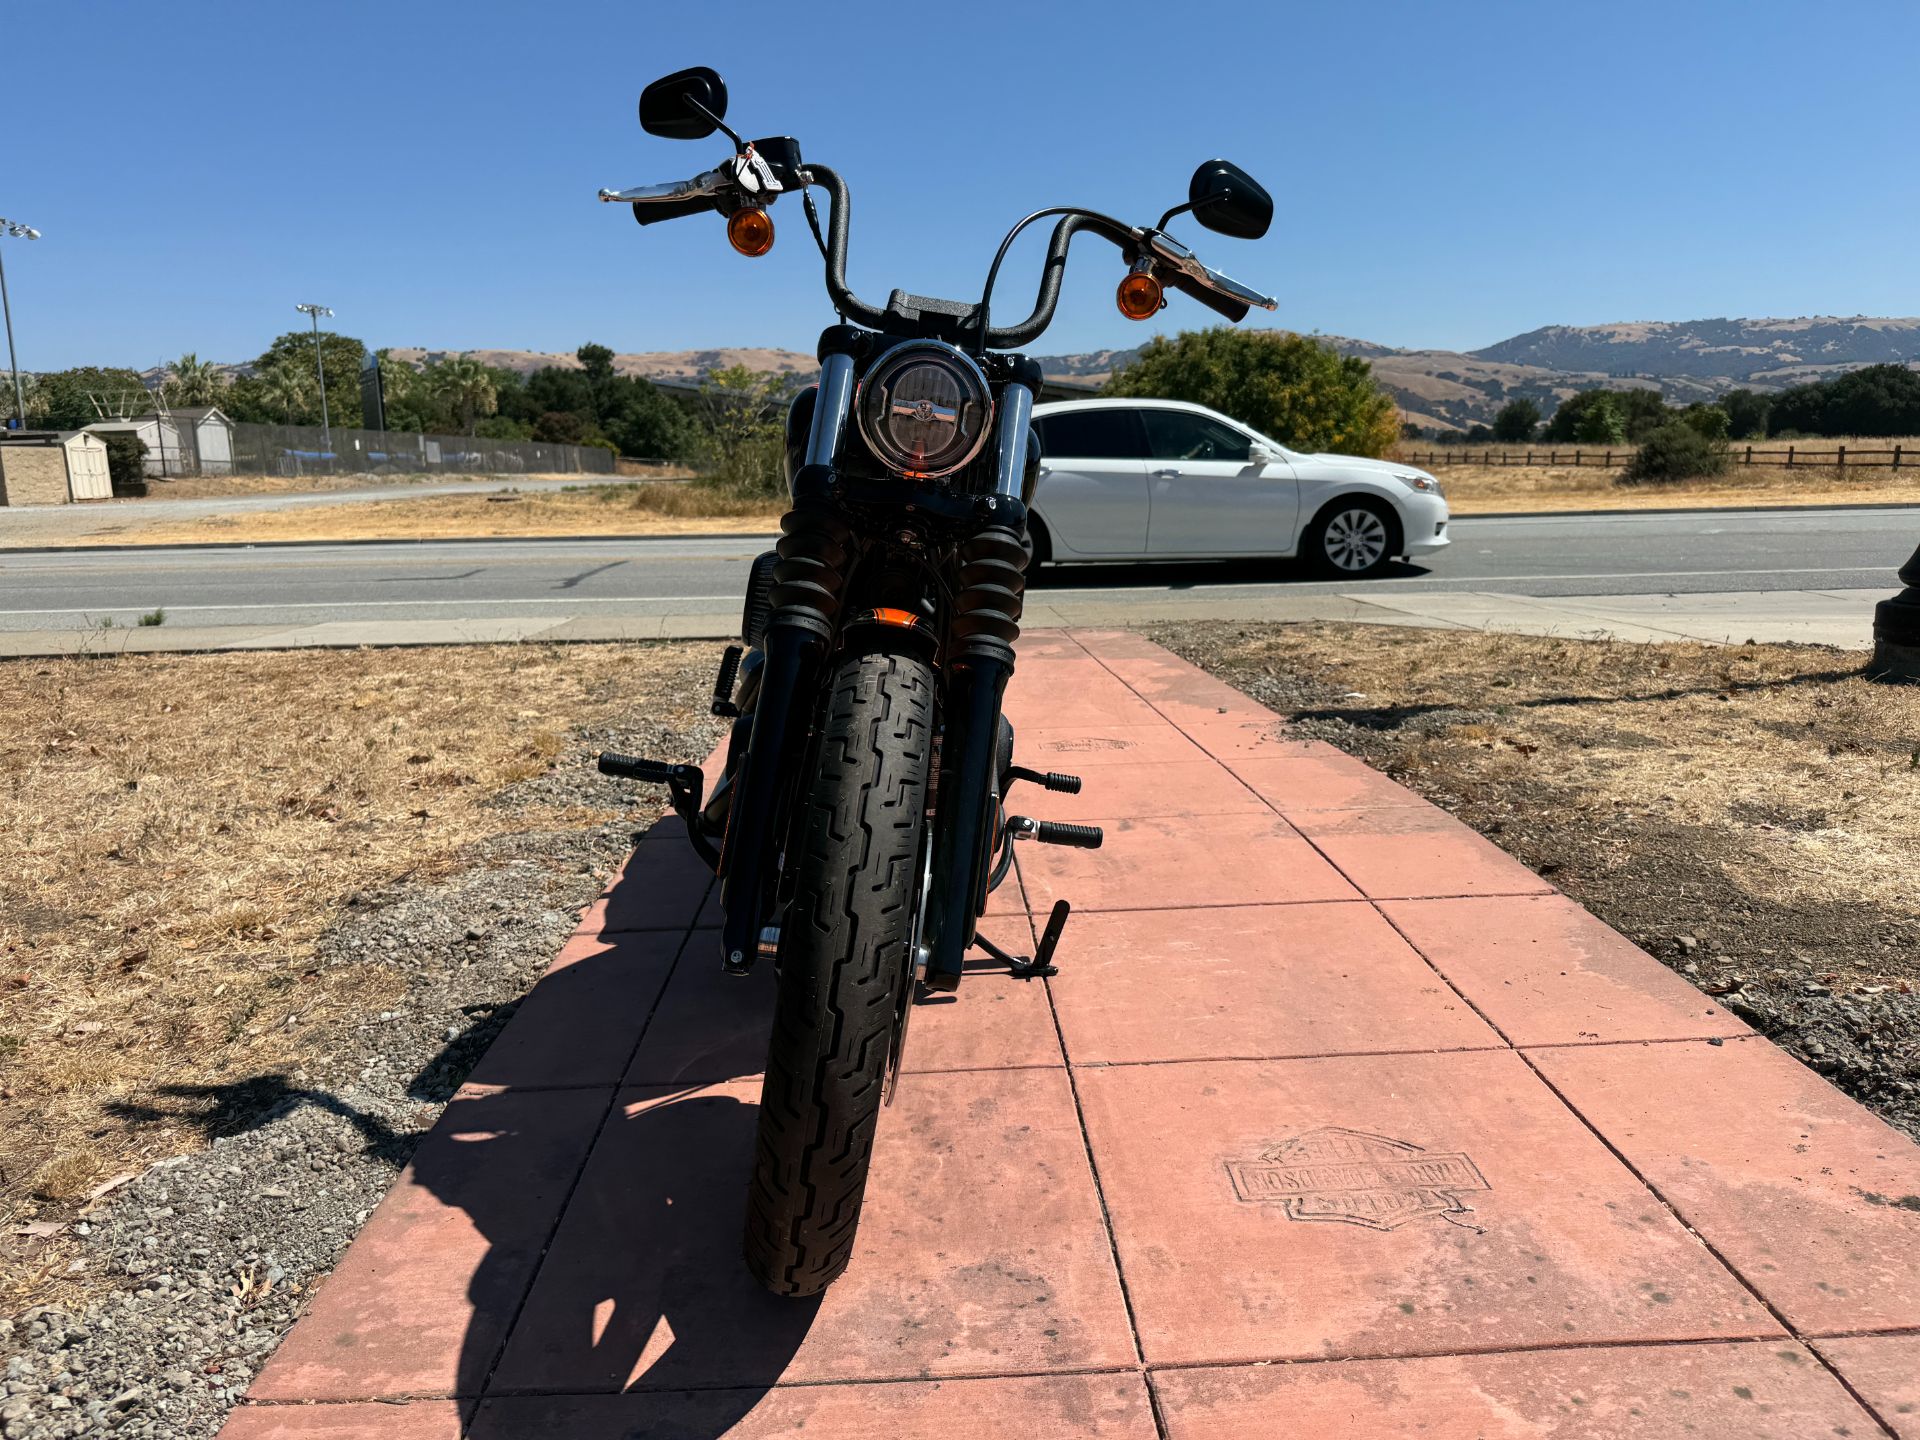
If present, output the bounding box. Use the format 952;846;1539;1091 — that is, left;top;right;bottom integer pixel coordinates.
1036;820;1103;849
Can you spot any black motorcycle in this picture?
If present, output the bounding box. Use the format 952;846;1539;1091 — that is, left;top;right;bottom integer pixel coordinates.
595;66;1275;1296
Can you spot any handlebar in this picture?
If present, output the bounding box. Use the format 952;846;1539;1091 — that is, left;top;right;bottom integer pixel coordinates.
599;157;1275;349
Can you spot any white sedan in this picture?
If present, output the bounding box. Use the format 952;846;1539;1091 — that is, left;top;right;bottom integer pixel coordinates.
1028;398;1450;577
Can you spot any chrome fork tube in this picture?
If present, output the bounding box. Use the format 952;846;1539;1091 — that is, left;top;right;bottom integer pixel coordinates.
991;379;1034;499
805;350;857;472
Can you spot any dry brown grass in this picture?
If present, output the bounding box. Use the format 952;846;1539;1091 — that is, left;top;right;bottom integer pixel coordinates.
1407;435;1920;514
1439;463;1920;514
133;466;690;501
1163;623;1920;981
0;642;713;1234
54;482;783;547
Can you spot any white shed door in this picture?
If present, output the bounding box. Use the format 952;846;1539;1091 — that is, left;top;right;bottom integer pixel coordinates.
67;439;112;499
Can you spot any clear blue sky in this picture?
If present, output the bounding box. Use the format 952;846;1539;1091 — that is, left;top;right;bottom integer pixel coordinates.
7;0;1917;371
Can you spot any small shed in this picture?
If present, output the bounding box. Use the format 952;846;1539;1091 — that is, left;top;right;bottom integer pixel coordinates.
84;413;187;477
83;407;233;477
0;431;112;505
169;406;236;474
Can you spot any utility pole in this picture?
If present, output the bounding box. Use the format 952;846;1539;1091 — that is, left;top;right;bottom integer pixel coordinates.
294;302;333;452
0;219;42;431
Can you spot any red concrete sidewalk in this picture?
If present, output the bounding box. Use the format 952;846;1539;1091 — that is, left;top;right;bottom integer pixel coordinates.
220;631;1920;1439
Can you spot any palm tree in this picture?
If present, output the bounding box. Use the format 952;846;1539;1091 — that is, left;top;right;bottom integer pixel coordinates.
429;356;498;436
260;366;311;425
164;352;225;408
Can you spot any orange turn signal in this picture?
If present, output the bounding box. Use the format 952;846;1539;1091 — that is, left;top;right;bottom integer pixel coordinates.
1116;267;1163;321
867;607;920;628
727;207;774;257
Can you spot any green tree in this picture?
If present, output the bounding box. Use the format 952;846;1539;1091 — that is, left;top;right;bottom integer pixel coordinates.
1681;403;1731;442
255;329;367;428
259;366;313;424
426;356;499;435
1545;388;1668;444
694;365;789;493
1491;398;1540;443
1620;420;1730;486
1719;389;1770;440
1103;328;1400;457
1574;396;1627;445
26;366;152;429
161;353;225;408
1769;364;1920;437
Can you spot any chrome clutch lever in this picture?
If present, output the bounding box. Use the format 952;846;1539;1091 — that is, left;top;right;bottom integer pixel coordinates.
1141;228;1278;311
597;166;730;204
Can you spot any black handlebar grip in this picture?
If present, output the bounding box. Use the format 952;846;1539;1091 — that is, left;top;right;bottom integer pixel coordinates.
1163;268;1251;323
1035;820;1104;849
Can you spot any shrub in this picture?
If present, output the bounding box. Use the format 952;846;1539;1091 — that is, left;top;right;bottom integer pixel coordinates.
101;434;148;497
1619;421;1730;486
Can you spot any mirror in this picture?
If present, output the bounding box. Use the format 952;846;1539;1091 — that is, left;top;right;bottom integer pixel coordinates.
1188;159;1273;241
640;67;728;140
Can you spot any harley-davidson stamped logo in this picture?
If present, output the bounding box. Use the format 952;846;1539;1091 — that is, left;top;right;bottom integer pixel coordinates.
1227;1127;1490;1231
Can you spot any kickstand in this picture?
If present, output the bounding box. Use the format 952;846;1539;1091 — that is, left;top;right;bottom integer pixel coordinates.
974;900;1072;980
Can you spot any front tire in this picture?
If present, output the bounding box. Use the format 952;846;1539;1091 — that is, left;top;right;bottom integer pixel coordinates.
743;649;934;1296
1304;498;1400;578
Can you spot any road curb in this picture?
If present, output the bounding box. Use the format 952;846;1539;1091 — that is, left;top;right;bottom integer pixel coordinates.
0;530;777;558
1457;499;1920;520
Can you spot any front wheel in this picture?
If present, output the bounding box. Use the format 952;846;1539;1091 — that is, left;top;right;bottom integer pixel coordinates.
1304;498;1400;578
743;649;934;1296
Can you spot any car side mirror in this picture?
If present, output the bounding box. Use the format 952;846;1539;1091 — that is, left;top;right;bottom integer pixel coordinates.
1249;441;1281;464
639;67;729;140
1188;159;1273;241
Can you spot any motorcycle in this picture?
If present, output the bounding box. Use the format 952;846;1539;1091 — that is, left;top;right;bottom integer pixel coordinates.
594;65;1275;1296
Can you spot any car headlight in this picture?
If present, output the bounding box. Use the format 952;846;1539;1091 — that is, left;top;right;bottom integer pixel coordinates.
856;341;993;478
1397;471;1443;498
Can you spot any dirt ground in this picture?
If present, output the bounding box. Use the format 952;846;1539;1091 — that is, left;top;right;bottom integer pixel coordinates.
1156;620;1920;1138
0;641;726;1305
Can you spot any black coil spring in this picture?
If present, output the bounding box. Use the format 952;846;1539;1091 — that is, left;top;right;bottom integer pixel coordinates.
950;525;1028;654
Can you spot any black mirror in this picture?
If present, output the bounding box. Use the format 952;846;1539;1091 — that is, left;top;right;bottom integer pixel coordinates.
639;67;728;140
1188;159;1273;241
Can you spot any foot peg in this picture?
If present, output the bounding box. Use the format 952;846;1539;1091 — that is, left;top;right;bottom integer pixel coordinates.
1006;815;1104;850
709;645;743;718
1006;765;1082;795
597;752;719;871
974;900;1074;980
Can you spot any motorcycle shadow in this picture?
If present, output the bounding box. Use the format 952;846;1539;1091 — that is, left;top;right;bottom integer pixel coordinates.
413;1009;822;1429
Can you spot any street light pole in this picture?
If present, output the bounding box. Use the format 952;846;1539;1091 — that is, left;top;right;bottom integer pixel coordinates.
0;219;43;431
294;302;333;452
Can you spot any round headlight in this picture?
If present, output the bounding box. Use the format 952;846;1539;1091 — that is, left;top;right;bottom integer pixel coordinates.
856;341;993;478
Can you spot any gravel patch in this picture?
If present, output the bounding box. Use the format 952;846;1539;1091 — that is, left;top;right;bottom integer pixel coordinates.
0;712;721;1438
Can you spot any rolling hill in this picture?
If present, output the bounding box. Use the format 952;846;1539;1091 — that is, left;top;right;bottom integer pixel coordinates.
164;317;1920;434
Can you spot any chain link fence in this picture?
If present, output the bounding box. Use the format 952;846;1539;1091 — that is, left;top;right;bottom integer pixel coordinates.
226;422;615;478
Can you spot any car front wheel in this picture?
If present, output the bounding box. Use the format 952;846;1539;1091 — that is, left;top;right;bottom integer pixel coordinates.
1305;499;1399;578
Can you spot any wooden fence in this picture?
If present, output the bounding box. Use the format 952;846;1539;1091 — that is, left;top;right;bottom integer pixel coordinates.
1400;445;1911;470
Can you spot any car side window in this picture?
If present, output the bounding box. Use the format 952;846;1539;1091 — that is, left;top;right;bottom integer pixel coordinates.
1034;409;1146;461
1141;410;1253;463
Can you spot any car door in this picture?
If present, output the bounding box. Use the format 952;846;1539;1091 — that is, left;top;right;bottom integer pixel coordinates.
1140;408;1299;556
1031;408;1150;557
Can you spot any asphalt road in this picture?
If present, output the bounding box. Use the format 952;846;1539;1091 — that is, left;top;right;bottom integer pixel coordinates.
0;507;1911;633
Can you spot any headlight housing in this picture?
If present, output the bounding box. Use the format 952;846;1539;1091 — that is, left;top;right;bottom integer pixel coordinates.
1397;471;1443;498
856;341;993;478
